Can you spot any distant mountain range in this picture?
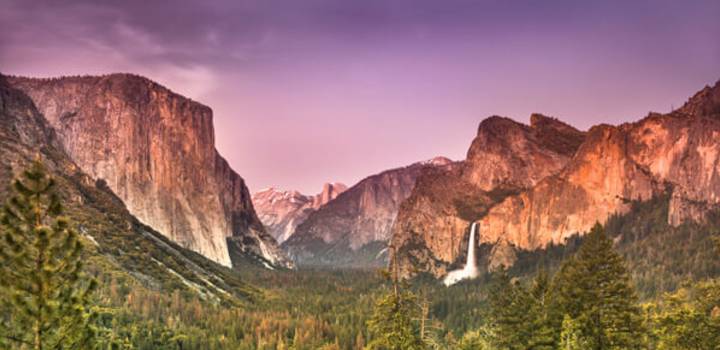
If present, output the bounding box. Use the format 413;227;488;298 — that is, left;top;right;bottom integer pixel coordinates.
280;157;454;267
252;183;347;243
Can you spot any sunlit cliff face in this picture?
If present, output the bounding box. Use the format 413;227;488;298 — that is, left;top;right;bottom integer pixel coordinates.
479;85;720;254
391;115;585;277
394;81;720;278
8;74;292;268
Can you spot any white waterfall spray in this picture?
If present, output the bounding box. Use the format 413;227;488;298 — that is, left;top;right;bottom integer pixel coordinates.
443;222;480;286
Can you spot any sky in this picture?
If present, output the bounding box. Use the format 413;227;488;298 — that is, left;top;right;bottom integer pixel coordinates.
1;0;719;194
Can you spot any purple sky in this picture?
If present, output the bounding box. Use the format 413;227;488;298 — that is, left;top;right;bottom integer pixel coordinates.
2;0;719;194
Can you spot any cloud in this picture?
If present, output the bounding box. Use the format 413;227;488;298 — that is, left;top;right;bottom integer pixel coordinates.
147;64;218;100
2;0;719;193
0;0;219;100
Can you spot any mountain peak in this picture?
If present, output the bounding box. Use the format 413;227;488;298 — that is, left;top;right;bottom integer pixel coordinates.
425;156;453;166
253;182;347;243
315;182;348;208
679;79;720;117
476;115;524;136
529;113;586;156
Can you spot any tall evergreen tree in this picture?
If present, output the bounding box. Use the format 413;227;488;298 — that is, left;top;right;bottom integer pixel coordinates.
527;269;555;350
551;222;645;349
0;161;97;349
366;251;426;350
485;269;534;349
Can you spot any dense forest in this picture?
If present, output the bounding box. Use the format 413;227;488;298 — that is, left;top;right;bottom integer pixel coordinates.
1;163;719;349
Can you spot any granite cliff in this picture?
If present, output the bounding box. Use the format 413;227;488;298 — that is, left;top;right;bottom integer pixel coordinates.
479;81;720;252
390;115;585;277
0;75;255;301
392;81;720;278
8;74;291;268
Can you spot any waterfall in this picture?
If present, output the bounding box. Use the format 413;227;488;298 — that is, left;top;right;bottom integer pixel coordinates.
465;222;478;276
443;222;480;286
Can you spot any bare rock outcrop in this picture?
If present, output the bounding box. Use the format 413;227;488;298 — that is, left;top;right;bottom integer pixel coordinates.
8;74;291;268
392;80;720;278
391;115;586;277
480;81;720;253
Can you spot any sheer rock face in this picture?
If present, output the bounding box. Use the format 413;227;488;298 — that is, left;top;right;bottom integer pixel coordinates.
8;74;291;268
480;81;720;253
478;124;658;249
0;76;256;301
465;114;587;191
282;157;453;267
393;80;720;278
391;115;585;277
252;183;347;243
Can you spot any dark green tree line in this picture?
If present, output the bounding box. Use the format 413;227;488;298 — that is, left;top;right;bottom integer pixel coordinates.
482;223;646;350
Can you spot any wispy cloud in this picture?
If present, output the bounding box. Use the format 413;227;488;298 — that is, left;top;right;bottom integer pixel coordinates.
2;0;719;193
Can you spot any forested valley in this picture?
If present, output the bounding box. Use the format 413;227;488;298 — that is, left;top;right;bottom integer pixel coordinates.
1;162;719;349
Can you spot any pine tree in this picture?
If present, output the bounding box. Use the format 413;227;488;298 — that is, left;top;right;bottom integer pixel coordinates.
527;269;555;350
559;315;591;350
551;223;645;349
0;161;98;349
485;269;534;349
366;250;426;350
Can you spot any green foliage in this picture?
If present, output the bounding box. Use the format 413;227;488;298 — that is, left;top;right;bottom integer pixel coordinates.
650;279;720;349
558;315;591;350
0;161;97;349
550;223;646;349
528;270;555;350
473;223;652;350
485;269;534;349
366;270;426;350
510;193;720;299
605;193;720;296
455;326;494;350
481;268;556;350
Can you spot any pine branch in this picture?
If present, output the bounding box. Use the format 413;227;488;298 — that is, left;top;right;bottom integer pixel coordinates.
0;333;33;346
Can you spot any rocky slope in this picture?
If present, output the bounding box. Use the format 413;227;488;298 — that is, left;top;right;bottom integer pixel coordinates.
8;74;291;268
252;183;347;243
392;81;720;279
0;75;256;302
391;115;586;277
283;157;454;267
479;81;720;251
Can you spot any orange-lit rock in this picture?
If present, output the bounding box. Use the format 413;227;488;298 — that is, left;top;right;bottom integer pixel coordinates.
391;115;585;277
9;74;292;268
393;80;720;278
